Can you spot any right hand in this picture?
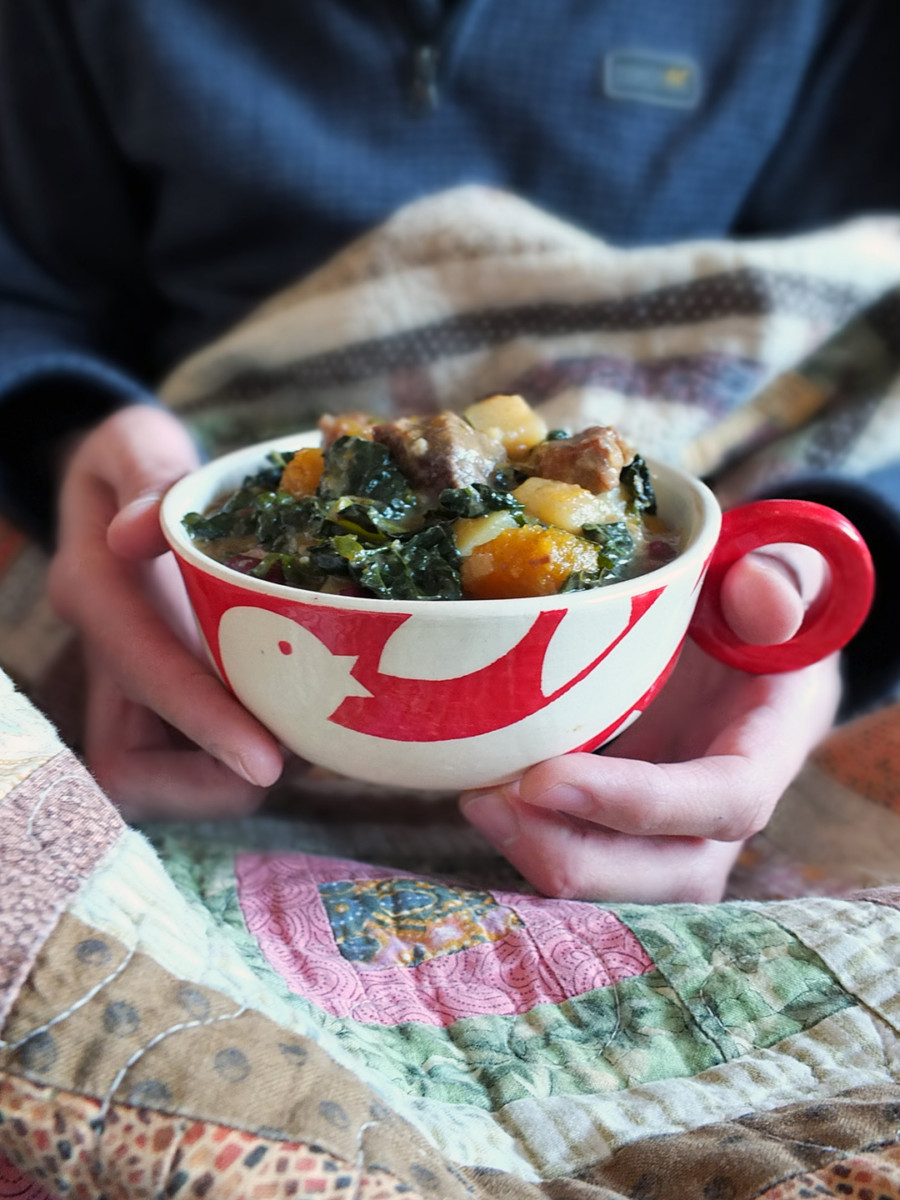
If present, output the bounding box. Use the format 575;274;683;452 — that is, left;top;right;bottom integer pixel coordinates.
48;404;284;819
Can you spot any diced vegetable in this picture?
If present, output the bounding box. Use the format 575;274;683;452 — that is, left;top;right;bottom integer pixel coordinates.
512;476;626;533
453;510;523;556
464;393;548;459
279;447;324;498
460;526;600;600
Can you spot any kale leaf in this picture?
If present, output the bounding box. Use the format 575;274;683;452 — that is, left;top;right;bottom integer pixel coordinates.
438;482;524;520
581;521;635;567
319;436;417;518
619;455;657;515
335;524;462;601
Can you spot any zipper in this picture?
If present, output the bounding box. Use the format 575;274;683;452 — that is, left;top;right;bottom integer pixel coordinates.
409;41;441;114
375;0;489;115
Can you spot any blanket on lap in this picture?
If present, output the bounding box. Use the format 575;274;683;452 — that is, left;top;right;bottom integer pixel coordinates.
2;187;900;1199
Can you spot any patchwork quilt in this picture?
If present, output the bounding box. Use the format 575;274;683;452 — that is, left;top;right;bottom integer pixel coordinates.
3;669;900;1199
3;187;900;1198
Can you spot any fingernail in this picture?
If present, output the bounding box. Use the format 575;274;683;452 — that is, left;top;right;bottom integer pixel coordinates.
231;752;282;789
461;791;520;848
120;491;162;517
746;550;804;596
527;784;591;814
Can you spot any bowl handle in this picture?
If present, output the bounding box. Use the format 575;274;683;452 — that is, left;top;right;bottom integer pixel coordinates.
688;499;874;673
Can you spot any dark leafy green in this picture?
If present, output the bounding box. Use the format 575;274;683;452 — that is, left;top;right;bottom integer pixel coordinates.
438;483;525;520
619;455;657;515
319;436;417;519
582;521;635;565
333;525;462;601
559;566;608;593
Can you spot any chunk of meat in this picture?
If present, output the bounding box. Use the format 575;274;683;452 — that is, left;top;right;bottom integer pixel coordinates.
372;412;505;498
525;426;634;494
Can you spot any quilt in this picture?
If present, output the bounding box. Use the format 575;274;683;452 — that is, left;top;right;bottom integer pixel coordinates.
3;187;900;1198
3;668;900;1199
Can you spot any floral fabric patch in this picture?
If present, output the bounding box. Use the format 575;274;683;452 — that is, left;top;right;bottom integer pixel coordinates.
319;877;521;968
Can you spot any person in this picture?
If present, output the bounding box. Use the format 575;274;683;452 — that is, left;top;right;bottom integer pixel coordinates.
1;1;899;903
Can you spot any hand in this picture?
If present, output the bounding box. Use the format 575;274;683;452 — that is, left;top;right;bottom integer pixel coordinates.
460;546;841;903
48;405;284;819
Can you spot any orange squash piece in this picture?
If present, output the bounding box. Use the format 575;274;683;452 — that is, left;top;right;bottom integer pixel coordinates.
279;447;324;498
461;525;599;599
318;412;377;445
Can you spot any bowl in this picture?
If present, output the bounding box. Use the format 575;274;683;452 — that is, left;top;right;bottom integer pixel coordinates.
160;431;874;791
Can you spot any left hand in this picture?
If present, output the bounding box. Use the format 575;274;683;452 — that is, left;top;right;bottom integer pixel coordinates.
460;546;842;903
48;406;284;820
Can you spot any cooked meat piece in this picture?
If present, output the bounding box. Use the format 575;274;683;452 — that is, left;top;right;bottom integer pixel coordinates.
525;425;634;493
372;412;506;497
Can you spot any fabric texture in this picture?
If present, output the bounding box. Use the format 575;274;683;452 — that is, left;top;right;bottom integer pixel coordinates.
2;664;900;1198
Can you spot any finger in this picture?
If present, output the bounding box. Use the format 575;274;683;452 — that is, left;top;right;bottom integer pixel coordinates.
108;491;173;560
497;658;838;842
85;665;270;820
719;545;827;645
466;754;767;844
59;538;284;788
75;407;201;559
461;787;743;902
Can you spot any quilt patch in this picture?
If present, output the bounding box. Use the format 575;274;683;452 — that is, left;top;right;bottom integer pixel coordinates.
235;852;655;1027
319;876;522;967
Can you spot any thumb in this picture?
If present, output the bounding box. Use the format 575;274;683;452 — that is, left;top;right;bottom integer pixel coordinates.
719;544;827;645
97;406;202;559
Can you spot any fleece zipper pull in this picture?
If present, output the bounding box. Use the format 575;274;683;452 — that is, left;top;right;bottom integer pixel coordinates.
409;42;440;114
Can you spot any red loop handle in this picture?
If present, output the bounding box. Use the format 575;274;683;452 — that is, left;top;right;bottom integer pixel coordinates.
688;499;874;674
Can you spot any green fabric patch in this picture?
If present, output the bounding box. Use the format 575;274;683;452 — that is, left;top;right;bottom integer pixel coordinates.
614;903;855;1061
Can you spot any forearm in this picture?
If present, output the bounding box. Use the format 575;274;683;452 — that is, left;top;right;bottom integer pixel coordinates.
0;355;155;545
0;2;163;542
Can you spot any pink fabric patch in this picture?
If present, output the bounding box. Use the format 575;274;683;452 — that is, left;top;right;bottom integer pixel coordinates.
0;1155;55;1200
235;853;654;1027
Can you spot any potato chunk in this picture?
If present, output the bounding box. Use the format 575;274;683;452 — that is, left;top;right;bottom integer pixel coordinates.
513;476;626;534
453;510;521;557
463;393;548;460
461;525;599;599
279;447;324;498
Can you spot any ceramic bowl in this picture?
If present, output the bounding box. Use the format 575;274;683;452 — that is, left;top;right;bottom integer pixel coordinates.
160;433;874;790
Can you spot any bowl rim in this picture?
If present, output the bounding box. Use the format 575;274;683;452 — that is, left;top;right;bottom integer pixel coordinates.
160;430;722;614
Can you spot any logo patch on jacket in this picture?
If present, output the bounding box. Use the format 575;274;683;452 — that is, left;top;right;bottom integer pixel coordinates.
603;50;701;109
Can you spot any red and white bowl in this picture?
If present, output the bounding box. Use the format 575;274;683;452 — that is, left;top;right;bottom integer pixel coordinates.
161;432;873;791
